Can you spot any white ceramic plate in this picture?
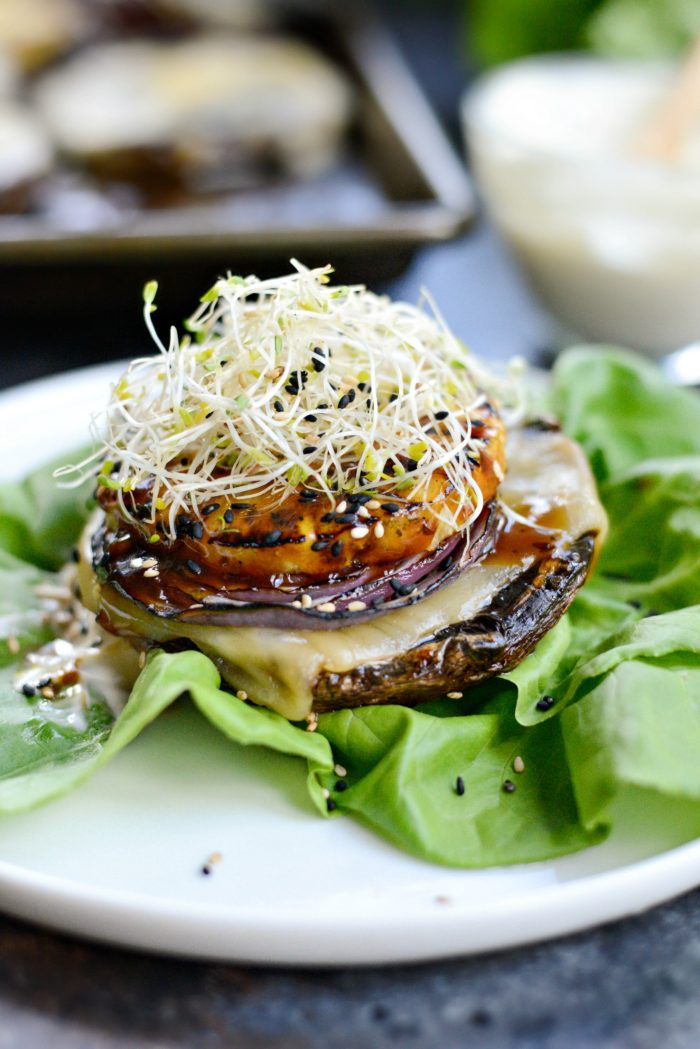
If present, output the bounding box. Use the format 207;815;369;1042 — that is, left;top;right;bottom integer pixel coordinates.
1;363;700;966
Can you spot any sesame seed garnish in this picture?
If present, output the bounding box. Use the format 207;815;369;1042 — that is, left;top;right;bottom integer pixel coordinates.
130;557;144;568
321;511;336;523
366;499;381;510
337;393;351;410
200;850;223;877
447;691;463;699
303;413;317;422
303;445;317;455
301;594;313;608
190;521;204;540
7;636;20;655
513;756;525;774
336;512;356;524
292;600;302;608
274;399;284;412
311;347;327;372
357;505;371;519
331;539;343;557
185;559;202;575
390;578;416;596
142;557;158;569
299;489;318;501
374;522;385;538
321;787;330;799
306;713;319;732
223;508;234;523
262;529;282;546
311;539;329;551
201;502;220;515
383;502;400;514
22;683;36;697
336;500;347;513
493;461;505;481
348;600;367;612
435;410;450;420
350;525;369;539
502;779;516;794
349;492;371;504
335;779;348;792
326;798;337;812
40;686;55;699
317;602;336;613
536;695;555;712
236;689;248;700
334;763;347;777
455;775;465;796
144;566;160;578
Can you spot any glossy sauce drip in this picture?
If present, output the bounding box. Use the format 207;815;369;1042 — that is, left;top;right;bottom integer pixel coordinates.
485;505;569;567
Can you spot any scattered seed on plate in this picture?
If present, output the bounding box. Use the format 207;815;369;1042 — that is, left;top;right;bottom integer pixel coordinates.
513;755;525;774
236;689;248;700
536;695;555;712
334;763;347;777
502;779;516;794
455;775;465;796
447;690;463;699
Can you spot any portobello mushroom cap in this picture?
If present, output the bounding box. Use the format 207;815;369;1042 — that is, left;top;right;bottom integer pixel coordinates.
79;425;607;721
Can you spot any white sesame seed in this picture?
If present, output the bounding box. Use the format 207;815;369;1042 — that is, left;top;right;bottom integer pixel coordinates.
334;764;347;777
291;600;302;608
322;787;330;799
350;525;369;539
143;567;159;578
301;594;313;608
138;651;146;668
236;689;248;700
513;755;525;774
374;521;385;538
317;602;336;613
142;557;158;569
347;600;367;612
447;691;463;699
366;499;381;510
7;636;20;655
357;505;370;519
493;461;505;481
130;557;144;568
336;500;347;514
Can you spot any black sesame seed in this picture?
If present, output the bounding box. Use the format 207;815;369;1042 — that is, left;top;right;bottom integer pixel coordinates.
200;865;212;876
311;347;327;372
390;579;416;597
284;385;296;395
406;459;418;472
274;399;284;412
382;502;400;514
311;539;329;551
321;512;336;523
317;402;329;410
71;547;80;563
331;539;343;557
263;530;282;546
223;508;234;523
455;776;465;796
37;677;51;689
230;503;252;510
440;555;454;572
201;503;220;515
299;489;318;502
186;559;202;575
536;695;555;712
338;393;351;410
190;522;203;540
326;798;337;812
349;493;371;505
22;683;36;697
467;455;481;468
503;780;516;794
304;413;317;422
358;381;367;391
335;779;348;792
371;596;384;608
435;410;449;420
347;388;356;403
303;445;317;455
336;513;357;524
389;392;398;403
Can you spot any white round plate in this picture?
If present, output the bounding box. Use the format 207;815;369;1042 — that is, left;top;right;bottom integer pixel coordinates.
1;362;699;966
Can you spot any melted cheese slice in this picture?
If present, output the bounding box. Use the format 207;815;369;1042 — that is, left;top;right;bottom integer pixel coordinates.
79;429;606;721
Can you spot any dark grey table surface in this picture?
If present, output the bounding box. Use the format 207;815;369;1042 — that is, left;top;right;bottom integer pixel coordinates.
3;6;700;1048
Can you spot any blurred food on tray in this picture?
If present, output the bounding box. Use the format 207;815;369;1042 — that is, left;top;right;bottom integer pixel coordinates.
0;0;354;214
